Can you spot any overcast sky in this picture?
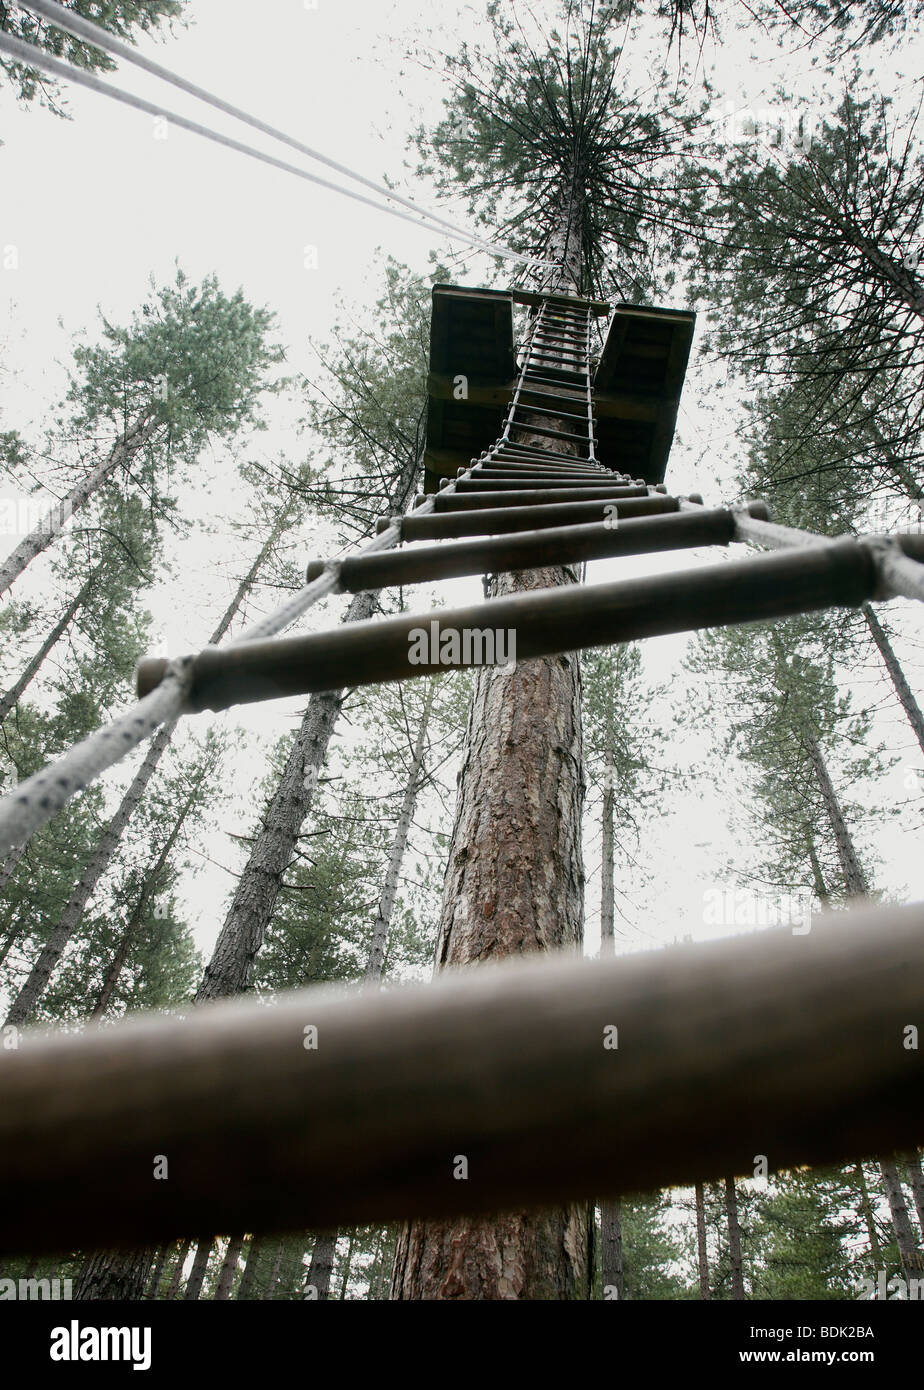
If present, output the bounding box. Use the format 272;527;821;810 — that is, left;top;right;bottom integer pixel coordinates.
1;0;923;972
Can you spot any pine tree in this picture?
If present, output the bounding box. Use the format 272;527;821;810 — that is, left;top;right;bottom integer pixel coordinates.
393;0;689;1303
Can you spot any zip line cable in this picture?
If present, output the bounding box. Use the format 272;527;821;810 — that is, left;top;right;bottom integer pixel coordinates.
3;18;556;270
20;0;502;254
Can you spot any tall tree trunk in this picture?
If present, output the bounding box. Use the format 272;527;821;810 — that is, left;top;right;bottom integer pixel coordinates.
0;915;22;968
306;1233;337;1300
854;1162;884;1273
695;1181;711;1299
236;1235;265;1300
263;1241;285;1301
338;1232;355;1299
214;1234;245;1300
807;840;829;902
392;190;588;1300
194;455;418;1004
724;1175;745;1299
803;729;869;896
879;1158;923;1276
861;604;924;756
600;1200;624;1299
364;681;436;985
183;1237;213;1300
144;1245;170;1300
0;575;95;723
87;779;200;1021
906;1151;924;1239
165;1238;191;1300
73;1246;155;1301
4;516;287;1028
0;411;160;596
598;673;622;1297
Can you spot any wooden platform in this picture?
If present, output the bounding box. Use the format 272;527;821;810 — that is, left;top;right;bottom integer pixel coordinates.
423;285;694;492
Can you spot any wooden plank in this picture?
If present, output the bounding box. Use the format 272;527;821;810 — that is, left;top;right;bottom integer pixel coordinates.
3;898;923;1254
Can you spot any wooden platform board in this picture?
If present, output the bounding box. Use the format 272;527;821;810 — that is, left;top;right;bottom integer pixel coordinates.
423;285;695;492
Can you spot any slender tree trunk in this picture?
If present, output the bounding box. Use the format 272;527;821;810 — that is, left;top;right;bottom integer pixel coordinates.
724;1175;745;1299
183;1237;213;1300
879;1158;923;1276
5;516;287;1028
803;729;869;896
598;676;621;1297
906;1151;924;1240
392;190;588;1300
600;1200;624;1299
365;679;435;985
88;780;200;1021
73;1246;155;1301
854;1163;884;1273
0;841;32;894
807;840;829;903
164;1238;191;1300
862;604;924;756
263;1241;285;1301
695;1181;711;1299
236;1235;265;1300
0;412;160;596
0;576;94;723
306;1233;337;1300
195;457;418;1005
214;1234;245;1300
338;1231;355;1299
144;1245;170;1300
0;916;22;968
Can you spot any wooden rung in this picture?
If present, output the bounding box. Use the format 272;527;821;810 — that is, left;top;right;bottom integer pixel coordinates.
304;505;770;589
455;476;625;494
398;494;678;540
137;536;886;713
6;896;920;1256
435;485;645;510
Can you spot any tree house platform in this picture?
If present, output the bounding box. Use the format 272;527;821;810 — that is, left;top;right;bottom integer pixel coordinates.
423;284;695;493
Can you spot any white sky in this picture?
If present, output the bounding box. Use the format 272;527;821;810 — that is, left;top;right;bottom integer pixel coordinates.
2;0;924;974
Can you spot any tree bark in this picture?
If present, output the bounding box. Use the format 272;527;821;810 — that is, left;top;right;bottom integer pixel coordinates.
236;1235;265;1300
854;1162;884;1273
214;1234;245;1300
183;1237;213;1300
724;1175;745;1299
87;779;200;1021
879;1157;923;1276
195;456;418;1005
903;1151;924;1239
803;728;869;896
807;839;829;902
364;680;435;985
391;190;589;1300
695;1180;711;1299
4;514;288;1028
263;1240;285;1300
0;412;160;596
0;575;95;723
164;1238;191;1300
861;604;924;757
73;1246;155;1301
600;1200;624;1298
338;1231;355;1299
598;676;621;1297
306;1233;337;1300
144;1245;170;1300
